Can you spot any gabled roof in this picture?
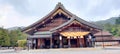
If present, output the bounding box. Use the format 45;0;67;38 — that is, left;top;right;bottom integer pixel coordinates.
22;2;102;34
22;2;74;32
50;15;102;32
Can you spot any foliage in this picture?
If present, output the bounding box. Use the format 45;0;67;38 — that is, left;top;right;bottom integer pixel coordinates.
0;28;10;46
94;16;120;37
103;17;120;37
17;40;27;47
0;27;27;47
9;30;18;47
115;17;120;24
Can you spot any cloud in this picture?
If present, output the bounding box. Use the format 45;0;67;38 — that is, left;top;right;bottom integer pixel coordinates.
0;0;29;15
0;0;120;28
65;0;120;21
0;0;60;28
0;4;38;28
84;0;120;21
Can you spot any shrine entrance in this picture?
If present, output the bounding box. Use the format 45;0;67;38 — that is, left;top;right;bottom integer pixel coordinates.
70;38;77;47
44;38;50;48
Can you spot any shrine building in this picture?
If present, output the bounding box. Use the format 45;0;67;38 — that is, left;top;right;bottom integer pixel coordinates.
22;3;102;49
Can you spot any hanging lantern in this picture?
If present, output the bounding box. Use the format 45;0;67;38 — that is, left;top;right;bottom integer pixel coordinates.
74;36;77;39
59;36;62;40
80;36;83;38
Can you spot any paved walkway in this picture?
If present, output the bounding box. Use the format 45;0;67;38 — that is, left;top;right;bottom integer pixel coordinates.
1;46;120;54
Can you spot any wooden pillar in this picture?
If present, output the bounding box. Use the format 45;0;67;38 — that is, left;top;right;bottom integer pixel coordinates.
79;37;83;47
40;38;43;48
101;30;105;48
37;38;40;49
79;38;80;47
76;37;79;47
68;37;71;48
50;37;53;48
77;37;80;47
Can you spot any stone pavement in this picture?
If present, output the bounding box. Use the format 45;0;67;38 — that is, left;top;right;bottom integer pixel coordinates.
0;46;120;54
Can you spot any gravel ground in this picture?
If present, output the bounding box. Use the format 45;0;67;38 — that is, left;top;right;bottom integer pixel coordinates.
0;46;120;54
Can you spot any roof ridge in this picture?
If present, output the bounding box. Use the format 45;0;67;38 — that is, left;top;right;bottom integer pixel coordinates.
55;2;65;10
57;2;63;6
23;3;102;34
22;3;74;32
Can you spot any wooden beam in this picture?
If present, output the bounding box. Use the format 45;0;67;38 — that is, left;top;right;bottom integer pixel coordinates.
52;9;72;18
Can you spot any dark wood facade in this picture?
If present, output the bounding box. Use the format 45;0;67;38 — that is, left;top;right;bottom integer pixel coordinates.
94;31;120;46
23;3;102;49
94;31;113;42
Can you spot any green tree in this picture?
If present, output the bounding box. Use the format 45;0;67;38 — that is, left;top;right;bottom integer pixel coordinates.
103;23;112;31
9;30;18;47
116;16;120;24
116;25;120;36
17;40;27;47
9;29;27;47
0;28;10;46
0;27;27;47
110;27;118;36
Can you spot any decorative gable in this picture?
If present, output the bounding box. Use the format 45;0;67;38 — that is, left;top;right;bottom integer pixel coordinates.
22;2;102;35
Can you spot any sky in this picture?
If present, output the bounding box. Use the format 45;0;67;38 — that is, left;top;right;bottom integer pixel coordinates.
0;0;120;28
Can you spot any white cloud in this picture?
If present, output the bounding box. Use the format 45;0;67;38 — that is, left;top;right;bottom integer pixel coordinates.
86;0;104;11
0;4;38;28
76;0;120;21
91;8;120;21
102;9;120;20
0;0;120;28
